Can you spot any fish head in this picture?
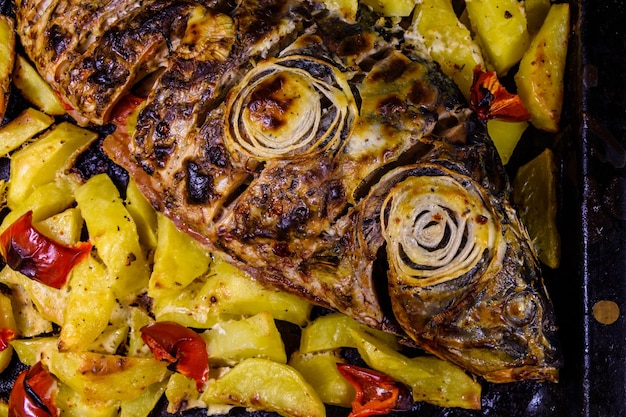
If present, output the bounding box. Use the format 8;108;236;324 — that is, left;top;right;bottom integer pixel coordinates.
359;164;562;383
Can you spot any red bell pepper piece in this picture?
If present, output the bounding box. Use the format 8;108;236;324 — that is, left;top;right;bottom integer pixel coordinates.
470;66;531;122
0;328;15;351
0;211;92;289
111;93;145;136
337;363;412;417
8;361;58;417
141;321;209;391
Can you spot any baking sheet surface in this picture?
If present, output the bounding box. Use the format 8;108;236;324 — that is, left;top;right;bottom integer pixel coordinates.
0;0;625;416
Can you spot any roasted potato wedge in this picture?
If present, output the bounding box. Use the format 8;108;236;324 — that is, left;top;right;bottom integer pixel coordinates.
289;350;355;408
515;3;570;132
202;358;326;417
12;54;66;116
361;0;415;17
351;328;482;410
410;0;484;99
74;173;149;301
7;122;96;208
203;311;287;366
0;107;53;157
465;0;529;75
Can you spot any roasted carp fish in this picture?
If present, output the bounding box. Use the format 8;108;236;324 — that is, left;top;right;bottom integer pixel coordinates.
15;0;561;382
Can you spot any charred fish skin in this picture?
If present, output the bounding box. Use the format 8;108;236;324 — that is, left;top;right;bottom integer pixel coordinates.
15;0;562;383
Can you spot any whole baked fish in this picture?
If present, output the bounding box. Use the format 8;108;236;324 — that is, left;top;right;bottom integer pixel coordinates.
15;0;561;382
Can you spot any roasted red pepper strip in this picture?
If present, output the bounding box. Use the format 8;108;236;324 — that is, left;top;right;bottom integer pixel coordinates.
8;361;58;417
111;93;146;136
0;211;92;289
337;363;413;417
141;321;209;391
0;328;15;351
470;66;531;122
53;91;74;112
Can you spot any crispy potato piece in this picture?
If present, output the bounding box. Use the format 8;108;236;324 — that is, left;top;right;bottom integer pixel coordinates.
120;380;167;417
515;3;570;132
1;179;77;233
0;267;68;326
1;278;54;337
44;349;170;405
88;325;129;355
351;328;482;410
0;15;14;121
153;255;312;328
487;120;529;165
0;108;54;157
125;178;158;251
75;173;149;301
7;122;96;208
513;148;561;268
203;311;287;366
202;358;326;417
56;382;120;417
164;373;202;414
465;0;529;75
12;54;65;116
34;207;83;245
148;212;211;299
59;255;116;352
127;307;153;357
361;0;415;16
299;312;398;354
289;350;355;408
410;0;485;99
11;336;58;366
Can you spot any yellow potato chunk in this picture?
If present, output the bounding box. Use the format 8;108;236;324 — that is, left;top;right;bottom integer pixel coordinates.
410;0;485;99
119;380;167;417
361;0;415;16
12;54;65;116
148;212;211;299
124;178;158;251
0;107;54;158
289;350;355;408
59;255;116;352
7;122;96;208
153;255;312;328
515;3;570;132
465;0;529;75
11;336;58;366
299;312;398;354
44;349;170;405
203;311;287;366
203;358;326;417
75;173;149;300
487;119;529;165
513;148;561;268
164;373;201;414
351;329;482;410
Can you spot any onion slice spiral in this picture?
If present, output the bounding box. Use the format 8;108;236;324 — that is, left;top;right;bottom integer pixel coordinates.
224;55;356;160
381;174;499;287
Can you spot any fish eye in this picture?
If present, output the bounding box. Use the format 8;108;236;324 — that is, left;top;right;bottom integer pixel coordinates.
504;291;539;327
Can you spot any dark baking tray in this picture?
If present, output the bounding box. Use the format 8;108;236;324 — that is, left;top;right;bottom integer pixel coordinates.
0;0;624;416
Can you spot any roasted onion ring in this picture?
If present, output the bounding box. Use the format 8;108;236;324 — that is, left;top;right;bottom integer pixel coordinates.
224;55;357;160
